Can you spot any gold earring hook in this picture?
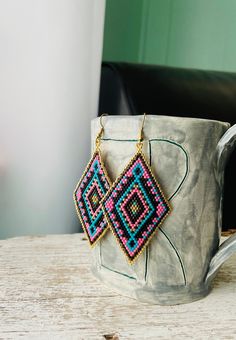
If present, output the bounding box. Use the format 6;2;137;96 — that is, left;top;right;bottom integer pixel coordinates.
96;113;108;150
99;113;108;130
137;113;146;152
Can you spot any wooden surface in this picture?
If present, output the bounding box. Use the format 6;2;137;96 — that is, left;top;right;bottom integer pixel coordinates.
0;233;236;340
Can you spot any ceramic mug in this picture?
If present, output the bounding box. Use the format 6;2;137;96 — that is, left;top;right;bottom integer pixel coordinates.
90;115;236;305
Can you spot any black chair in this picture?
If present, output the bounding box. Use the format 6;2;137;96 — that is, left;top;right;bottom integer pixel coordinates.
99;62;236;230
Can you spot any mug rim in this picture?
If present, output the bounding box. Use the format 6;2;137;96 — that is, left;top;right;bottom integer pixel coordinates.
95;114;231;127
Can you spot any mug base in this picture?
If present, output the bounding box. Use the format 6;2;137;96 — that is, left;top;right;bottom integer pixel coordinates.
91;264;211;306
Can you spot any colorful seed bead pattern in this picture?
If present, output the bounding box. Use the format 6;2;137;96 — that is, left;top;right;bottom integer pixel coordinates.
73;151;111;247
101;151;171;263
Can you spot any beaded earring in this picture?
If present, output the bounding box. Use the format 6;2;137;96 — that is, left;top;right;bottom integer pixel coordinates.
101;113;171;263
73;114;111;247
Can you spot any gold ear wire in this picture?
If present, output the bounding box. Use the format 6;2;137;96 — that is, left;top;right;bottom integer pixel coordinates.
99;113;108;130
136;113;147;152
96;113;108;150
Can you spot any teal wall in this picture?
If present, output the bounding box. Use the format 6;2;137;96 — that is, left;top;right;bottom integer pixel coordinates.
103;0;143;63
103;0;236;72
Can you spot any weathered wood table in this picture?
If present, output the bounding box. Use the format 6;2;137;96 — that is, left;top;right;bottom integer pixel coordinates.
0;233;236;339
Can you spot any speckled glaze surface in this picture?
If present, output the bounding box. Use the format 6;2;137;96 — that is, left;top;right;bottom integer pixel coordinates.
90;115;236;305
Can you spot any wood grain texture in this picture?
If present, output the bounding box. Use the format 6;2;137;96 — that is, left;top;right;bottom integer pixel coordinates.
0;233;236;340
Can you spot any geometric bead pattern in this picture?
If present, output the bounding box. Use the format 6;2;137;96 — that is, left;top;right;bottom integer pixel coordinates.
73;151;111;247
101;151;171;263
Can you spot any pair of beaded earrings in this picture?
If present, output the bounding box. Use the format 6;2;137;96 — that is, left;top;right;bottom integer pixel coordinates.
73;114;171;263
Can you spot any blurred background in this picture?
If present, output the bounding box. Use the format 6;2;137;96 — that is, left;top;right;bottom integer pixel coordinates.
1;0;236;239
0;0;105;238
103;0;236;71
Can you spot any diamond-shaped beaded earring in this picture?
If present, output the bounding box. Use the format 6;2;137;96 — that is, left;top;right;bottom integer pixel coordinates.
73;114;111;247
101;113;171;263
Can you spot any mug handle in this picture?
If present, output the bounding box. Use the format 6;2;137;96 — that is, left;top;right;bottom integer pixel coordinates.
215;124;236;177
206;124;236;285
206;232;236;284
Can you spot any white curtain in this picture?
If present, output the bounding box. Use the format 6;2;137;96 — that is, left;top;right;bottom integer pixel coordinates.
0;0;106;238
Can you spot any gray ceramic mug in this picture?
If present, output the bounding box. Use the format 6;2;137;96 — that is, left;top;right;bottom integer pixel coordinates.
90;115;236;305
